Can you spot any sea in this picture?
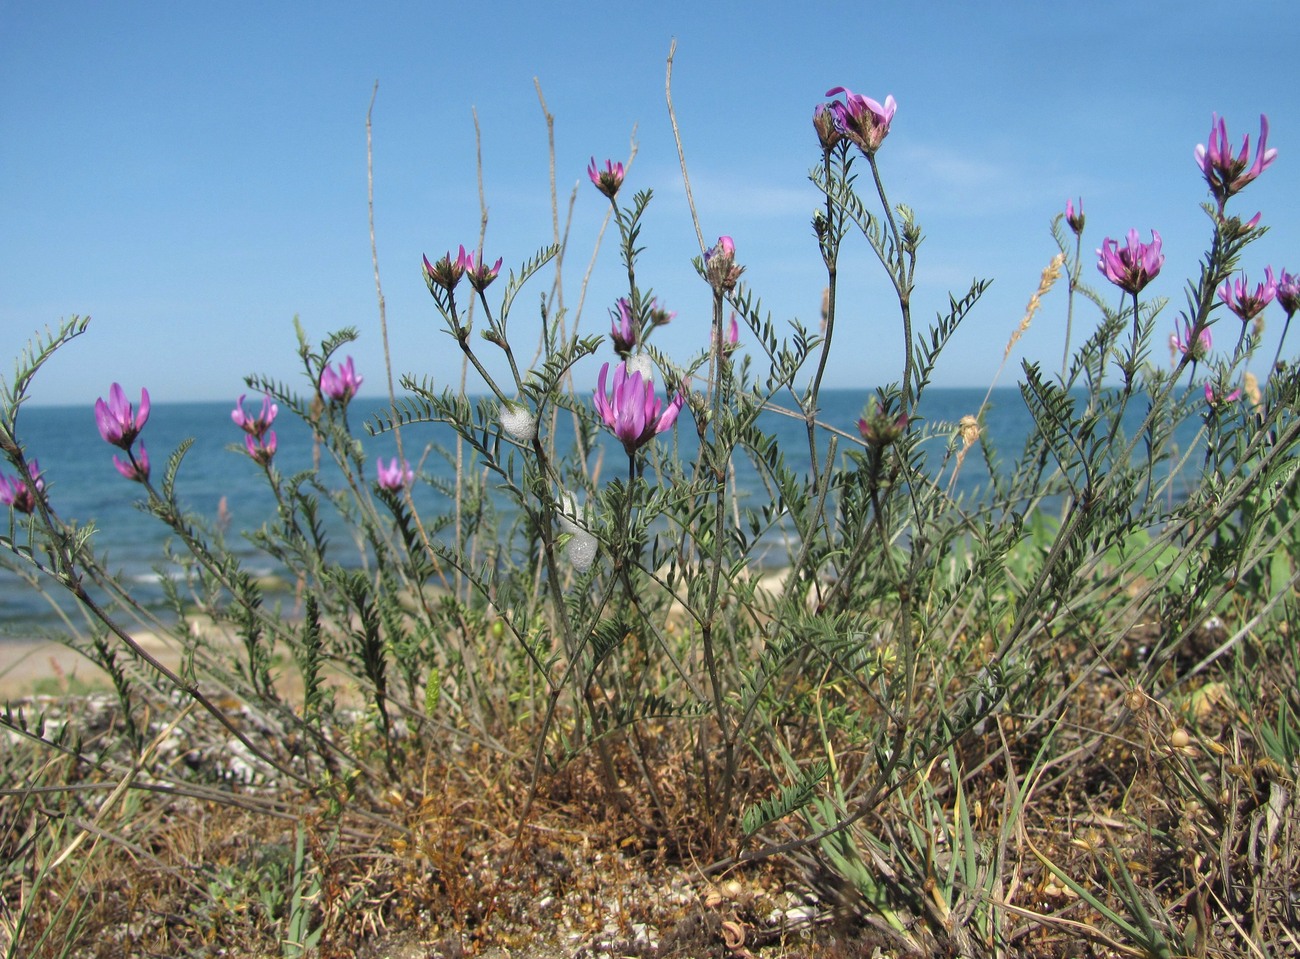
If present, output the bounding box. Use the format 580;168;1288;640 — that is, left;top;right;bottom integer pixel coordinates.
0;388;1206;639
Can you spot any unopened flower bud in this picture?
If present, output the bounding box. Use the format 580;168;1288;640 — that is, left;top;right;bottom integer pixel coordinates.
858;404;909;447
647;299;676;326
1065;198;1085;236
812;103;843;152
704;236;744;292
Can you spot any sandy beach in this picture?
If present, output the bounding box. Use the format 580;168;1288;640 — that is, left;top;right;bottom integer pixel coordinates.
0;631;184;700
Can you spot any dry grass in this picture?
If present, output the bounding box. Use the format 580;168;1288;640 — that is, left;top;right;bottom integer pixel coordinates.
3;610;1298;959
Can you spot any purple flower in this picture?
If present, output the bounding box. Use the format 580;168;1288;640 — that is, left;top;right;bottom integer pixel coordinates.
1218;267;1277;323
95;383;150;450
464;249;503;293
1170;318;1212;363
705;236;735;263
1096;229;1165;295
1065;198;1085;236
113;441;150;483
704;236;744;291
232;393;278;439
321;357;363;404
1205;382;1242;408
858;405;909;447
587;157;625;200
245;430;277;467
376;456;414;491
422;247;469;292
0;461;44;514
1276;269;1300;318
1195;114;1277;208
715;314;740;354
610;298;636;356
824;86;897;155
592;361;684;455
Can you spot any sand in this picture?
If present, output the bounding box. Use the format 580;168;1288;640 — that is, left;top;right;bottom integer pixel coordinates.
0;631;184;699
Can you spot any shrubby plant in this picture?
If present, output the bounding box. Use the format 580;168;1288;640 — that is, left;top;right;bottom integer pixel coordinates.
2;80;1298;956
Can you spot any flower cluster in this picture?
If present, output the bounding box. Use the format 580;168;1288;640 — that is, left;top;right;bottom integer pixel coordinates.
715;314;740;356
1096;229;1164;295
1205;382;1242;409
812;103;843;152
587;157;625;200
0;461;44;514
592;362;684;456
1170;318;1212;364
858;404;909;448
704;235;744;292
610;298;637;356
1195;114;1277;210
95;383;151;482
463;249;503;293
423;248;468;292
233;393;278;466
647;299;676;327
422;245;501;294
823;86;896;156
321;357;363;404
1218;267;1277;324
376;457;414;491
1277;269;1300;318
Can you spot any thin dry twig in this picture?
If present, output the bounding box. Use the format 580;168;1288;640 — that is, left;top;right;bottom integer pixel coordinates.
666;38;705;256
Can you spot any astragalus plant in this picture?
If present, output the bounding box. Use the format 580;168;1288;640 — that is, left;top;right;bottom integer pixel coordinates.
1;81;1297;958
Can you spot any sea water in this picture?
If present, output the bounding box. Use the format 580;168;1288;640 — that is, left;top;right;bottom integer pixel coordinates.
0;388;1204;637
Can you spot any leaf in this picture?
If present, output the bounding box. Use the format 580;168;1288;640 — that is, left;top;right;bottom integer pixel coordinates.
741;759;829;836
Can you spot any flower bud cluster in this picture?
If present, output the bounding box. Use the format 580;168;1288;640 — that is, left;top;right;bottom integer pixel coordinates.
95;383;151;482
0;461;44;513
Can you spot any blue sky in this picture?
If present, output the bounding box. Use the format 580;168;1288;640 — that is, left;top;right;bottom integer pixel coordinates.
3;1;1298;408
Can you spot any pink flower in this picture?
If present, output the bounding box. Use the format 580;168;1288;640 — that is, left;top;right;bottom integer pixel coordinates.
825;86;897;155
321;357;363;404
113;441;150;483
463;249;503;293
610;298;636;356
1096;229;1165;295
232;393;277;439
0;461;44;514
592;361;684;455
587;157;625;200
95;383;150;450
1065;197;1085;236
1195;114;1277;208
422;247;469;292
1276;269;1300;318
376;456;414;491
704;236;744;291
245;431;277;467
1170;318;1212;363
715;314;740;354
1218;267;1276;323
1205;382;1242;407
706;236;735;261
858;405;909;447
